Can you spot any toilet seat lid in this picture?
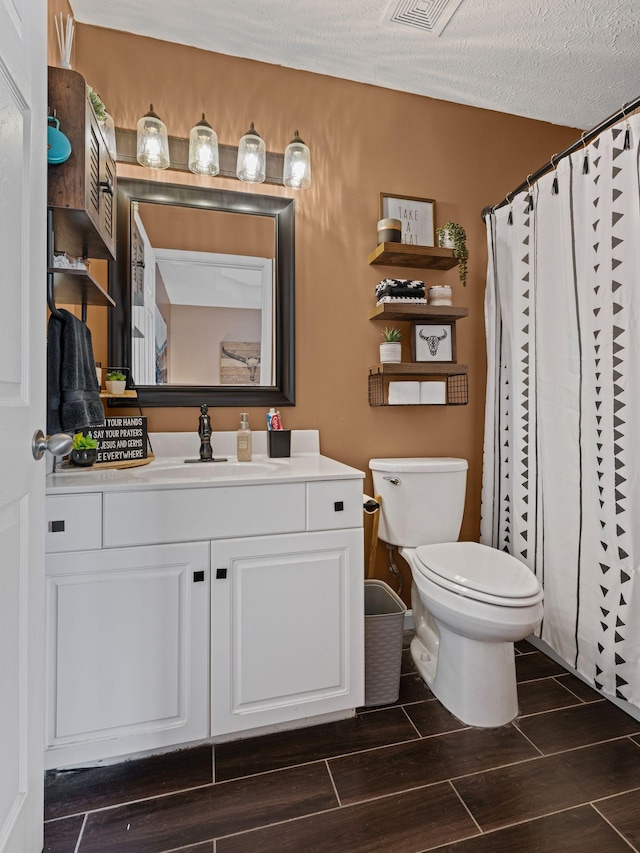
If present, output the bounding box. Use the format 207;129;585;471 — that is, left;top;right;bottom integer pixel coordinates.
415;542;541;600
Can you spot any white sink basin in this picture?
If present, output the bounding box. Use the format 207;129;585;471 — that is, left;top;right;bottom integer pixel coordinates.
131;461;279;480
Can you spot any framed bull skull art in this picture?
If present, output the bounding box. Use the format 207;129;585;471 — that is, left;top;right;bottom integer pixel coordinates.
413;323;455;363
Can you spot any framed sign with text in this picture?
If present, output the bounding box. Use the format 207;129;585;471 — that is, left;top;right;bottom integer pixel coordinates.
380;193;435;246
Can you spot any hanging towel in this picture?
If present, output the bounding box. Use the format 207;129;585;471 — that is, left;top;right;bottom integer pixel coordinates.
47;309;105;435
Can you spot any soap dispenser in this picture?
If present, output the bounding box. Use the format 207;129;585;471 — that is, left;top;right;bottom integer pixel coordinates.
237;412;252;462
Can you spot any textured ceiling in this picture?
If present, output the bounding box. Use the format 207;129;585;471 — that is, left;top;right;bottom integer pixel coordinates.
69;0;640;130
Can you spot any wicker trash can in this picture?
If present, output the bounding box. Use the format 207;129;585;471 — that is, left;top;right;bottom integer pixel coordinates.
364;580;407;707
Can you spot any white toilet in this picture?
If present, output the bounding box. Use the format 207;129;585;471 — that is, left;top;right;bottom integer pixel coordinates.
369;457;543;727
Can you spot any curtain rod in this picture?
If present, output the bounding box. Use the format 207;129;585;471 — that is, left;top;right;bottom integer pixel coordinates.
481;95;640;221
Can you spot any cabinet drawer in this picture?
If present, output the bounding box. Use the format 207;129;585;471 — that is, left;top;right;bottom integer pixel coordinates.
46;494;102;553
103;483;306;547
307;480;363;531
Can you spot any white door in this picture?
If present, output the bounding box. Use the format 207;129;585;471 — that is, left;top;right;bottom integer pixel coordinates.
0;0;46;850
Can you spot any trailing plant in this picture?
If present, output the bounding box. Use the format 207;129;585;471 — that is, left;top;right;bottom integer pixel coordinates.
86;85;107;122
106;370;126;382
73;431;98;450
436;221;469;286
380;327;402;342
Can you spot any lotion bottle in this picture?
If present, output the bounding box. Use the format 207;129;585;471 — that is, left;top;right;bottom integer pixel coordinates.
237;412;252;462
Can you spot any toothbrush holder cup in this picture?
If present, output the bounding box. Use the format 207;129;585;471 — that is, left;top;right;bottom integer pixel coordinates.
267;430;291;458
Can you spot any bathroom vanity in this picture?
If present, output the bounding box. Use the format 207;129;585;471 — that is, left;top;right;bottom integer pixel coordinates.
44;431;364;769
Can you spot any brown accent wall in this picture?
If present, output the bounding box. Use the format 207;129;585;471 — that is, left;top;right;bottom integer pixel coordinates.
71;25;579;597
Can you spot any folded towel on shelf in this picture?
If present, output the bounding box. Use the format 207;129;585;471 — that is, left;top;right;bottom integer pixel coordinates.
47;309;105;435
377;296;427;305
375;279;425;300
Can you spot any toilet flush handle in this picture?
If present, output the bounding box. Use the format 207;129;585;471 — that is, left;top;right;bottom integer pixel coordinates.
383;476;401;485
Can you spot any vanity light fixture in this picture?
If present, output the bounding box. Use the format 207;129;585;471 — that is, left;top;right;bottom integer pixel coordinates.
136;105;170;169
188;113;219;176
236;122;266;183
283;130;311;189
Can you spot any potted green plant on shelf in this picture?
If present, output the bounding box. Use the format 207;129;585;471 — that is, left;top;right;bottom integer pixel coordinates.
436;221;468;286
70;432;99;467
380;327;402;363
105;370;127;395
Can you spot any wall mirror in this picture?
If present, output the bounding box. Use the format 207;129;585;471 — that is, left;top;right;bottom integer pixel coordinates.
109;179;295;406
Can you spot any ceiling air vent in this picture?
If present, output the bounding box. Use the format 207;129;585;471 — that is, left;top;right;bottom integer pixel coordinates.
382;0;465;36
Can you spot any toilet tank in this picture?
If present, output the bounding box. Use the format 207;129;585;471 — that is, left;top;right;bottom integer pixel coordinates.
369;458;468;547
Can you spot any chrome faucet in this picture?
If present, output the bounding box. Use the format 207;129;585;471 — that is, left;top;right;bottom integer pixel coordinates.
198;403;213;461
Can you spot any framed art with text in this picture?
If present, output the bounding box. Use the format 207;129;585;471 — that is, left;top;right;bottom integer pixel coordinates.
380;193;435;246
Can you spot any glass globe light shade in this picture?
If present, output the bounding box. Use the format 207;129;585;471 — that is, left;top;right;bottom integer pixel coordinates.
283;130;311;189
236;122;266;183
136;105;170;169
188;114;219;176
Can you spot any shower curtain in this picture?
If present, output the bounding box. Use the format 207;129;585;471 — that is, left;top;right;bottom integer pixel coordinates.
481;115;640;707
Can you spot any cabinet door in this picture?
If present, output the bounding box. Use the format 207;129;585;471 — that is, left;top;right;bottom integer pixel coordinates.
45;542;209;768
84;100;116;258
211;529;364;735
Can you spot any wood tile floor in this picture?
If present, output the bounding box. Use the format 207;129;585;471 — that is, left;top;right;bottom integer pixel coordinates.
44;638;640;853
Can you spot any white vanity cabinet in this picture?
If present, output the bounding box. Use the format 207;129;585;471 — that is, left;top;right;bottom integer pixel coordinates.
211;528;363;735
45;537;210;769
45;446;364;768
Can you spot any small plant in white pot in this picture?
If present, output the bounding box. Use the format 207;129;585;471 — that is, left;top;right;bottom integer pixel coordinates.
105;370;126;395
436;221;468;286
380;327;402;363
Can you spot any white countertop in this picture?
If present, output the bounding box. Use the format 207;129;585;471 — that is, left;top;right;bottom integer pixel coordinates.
46;430;364;495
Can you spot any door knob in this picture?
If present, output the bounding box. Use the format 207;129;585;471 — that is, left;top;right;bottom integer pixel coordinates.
32;430;73;461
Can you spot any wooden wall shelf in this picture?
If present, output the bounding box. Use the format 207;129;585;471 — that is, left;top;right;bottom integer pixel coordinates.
368;368;468;406
99;390;137;399
368;243;458;270
49;268;115;309
369;363;468;376
369;303;468;323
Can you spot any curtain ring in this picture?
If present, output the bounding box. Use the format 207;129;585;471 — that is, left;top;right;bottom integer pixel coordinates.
550;153;559;170
581;132;588;149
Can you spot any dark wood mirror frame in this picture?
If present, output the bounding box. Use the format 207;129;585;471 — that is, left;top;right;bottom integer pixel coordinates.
109;179;295;407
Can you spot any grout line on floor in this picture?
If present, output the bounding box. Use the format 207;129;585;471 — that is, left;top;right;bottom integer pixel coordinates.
49;779;219;821
325;758;343;806
425;801;632;852
401;704;425;738
590;802;640;852
508;722;545;756
516;697;608;721
154;839;217;853
212;733;427;784
447;778;483;835
72;812;87;853
513;729;640;757
212;798;350;845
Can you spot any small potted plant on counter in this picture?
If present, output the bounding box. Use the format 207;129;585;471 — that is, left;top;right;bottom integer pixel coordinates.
70;432;99;467
380;327;403;363
436;221;468;286
105;370;127;395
